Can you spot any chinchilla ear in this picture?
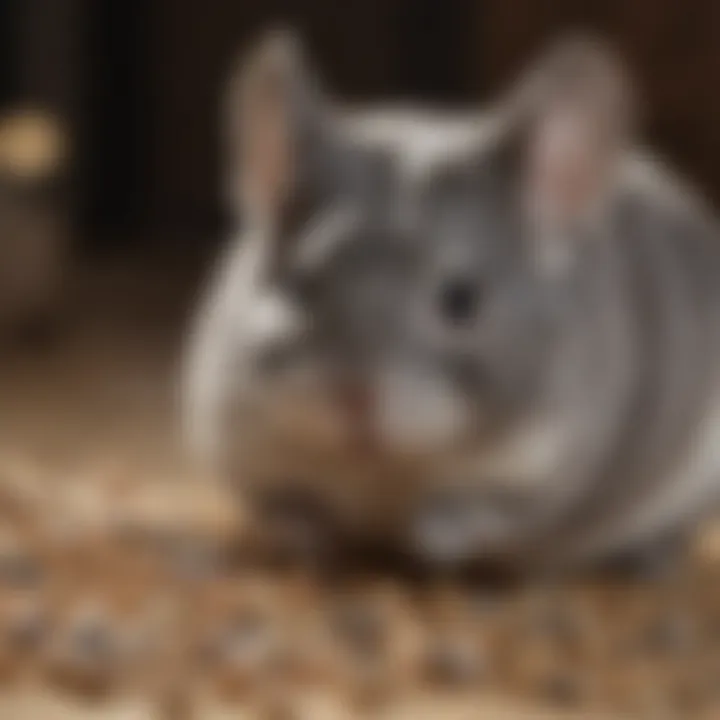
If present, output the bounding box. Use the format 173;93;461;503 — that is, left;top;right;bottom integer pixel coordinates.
223;28;333;231
493;35;637;262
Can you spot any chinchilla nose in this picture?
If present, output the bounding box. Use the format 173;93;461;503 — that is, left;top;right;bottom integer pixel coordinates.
330;369;377;447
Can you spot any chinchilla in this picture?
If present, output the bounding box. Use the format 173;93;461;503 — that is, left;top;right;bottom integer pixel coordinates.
183;30;720;572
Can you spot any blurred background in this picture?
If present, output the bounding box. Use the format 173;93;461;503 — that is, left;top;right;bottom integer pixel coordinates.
1;0;719;252
0;2;718;718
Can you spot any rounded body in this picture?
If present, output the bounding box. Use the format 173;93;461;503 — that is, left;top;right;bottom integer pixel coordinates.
184;37;720;570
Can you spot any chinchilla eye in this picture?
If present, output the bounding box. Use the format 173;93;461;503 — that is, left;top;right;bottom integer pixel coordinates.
286;265;322;306
438;276;481;325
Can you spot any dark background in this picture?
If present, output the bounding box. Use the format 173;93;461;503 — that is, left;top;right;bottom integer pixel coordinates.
2;0;719;254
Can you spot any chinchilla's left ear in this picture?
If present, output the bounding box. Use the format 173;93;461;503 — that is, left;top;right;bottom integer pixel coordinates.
223;28;334;231
496;35;637;247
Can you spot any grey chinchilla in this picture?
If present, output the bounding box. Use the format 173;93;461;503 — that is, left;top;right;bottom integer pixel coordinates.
183;30;720;572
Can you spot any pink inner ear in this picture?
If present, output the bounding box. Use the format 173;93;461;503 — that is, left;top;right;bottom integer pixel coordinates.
240;62;294;218
245;93;292;215
527;105;604;227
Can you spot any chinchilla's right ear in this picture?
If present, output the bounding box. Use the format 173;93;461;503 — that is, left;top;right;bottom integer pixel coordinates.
223;28;335;235
492;36;637;252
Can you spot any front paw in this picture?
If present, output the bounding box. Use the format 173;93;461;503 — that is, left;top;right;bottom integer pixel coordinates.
409;489;529;567
244;486;342;568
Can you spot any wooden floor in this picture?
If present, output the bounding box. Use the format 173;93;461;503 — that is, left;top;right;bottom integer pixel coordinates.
0;255;716;719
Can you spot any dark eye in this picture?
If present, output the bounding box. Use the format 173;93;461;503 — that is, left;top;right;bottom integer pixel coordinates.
287;267;322;306
438;277;481;325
